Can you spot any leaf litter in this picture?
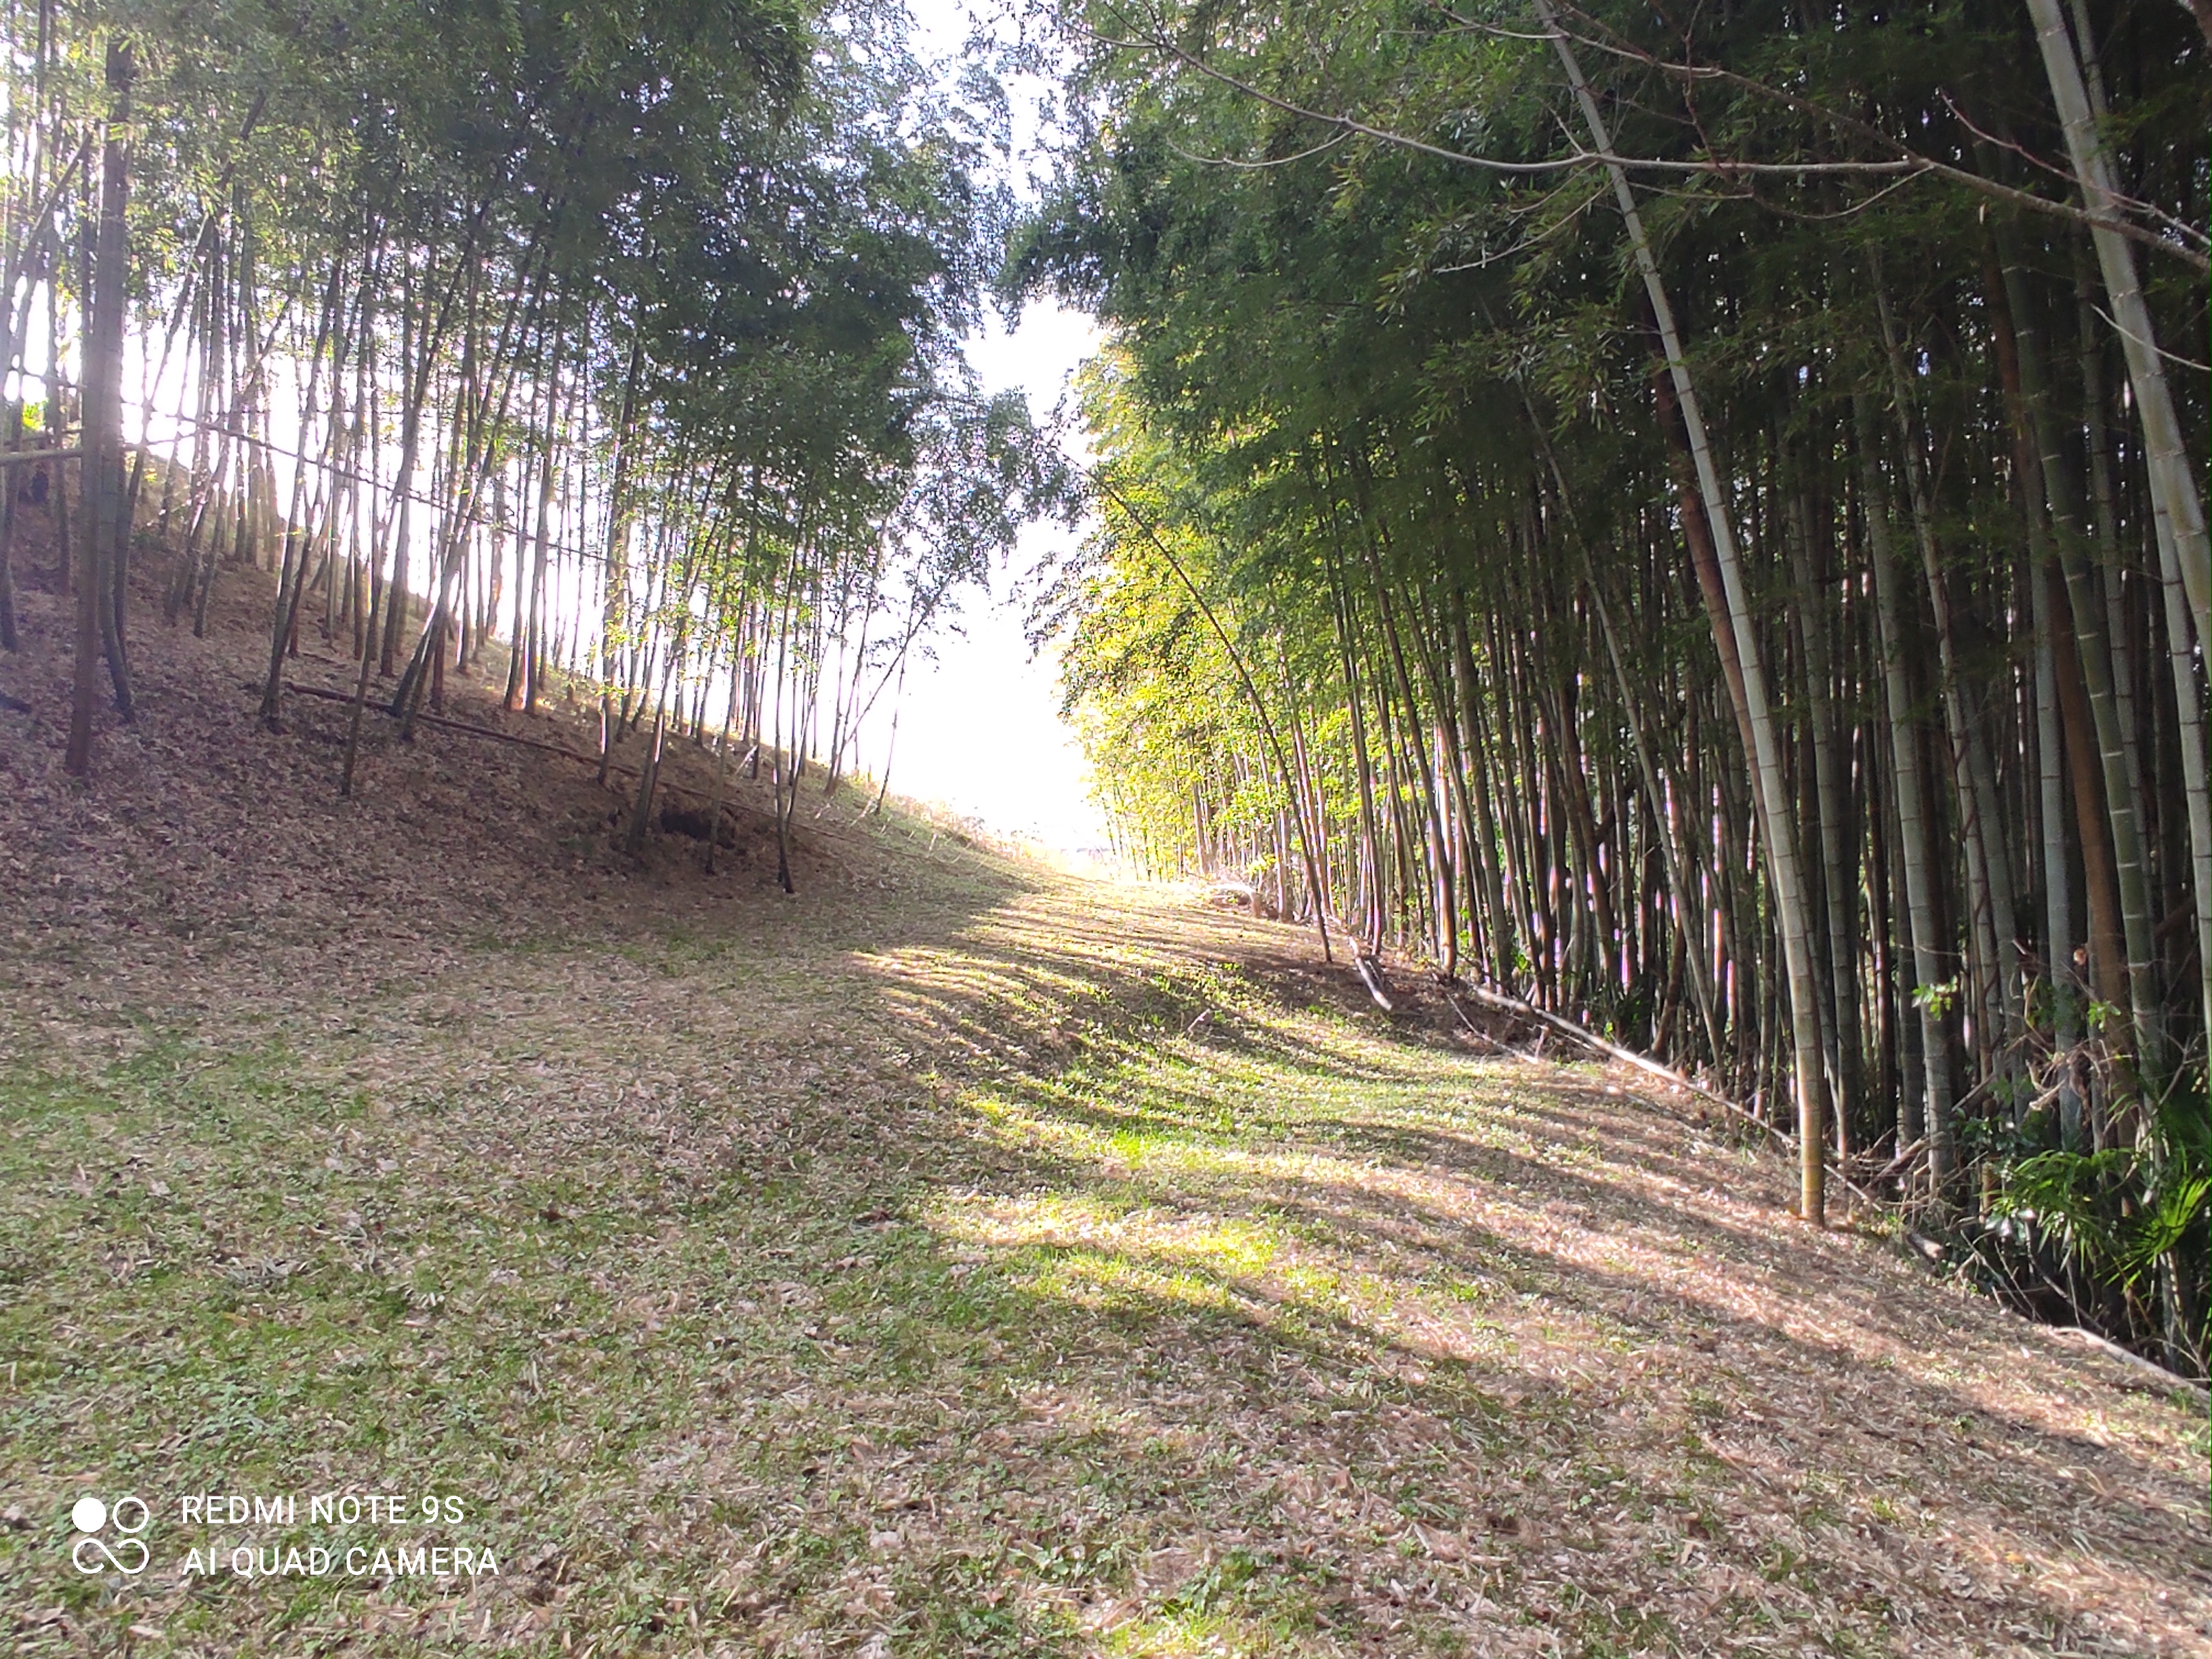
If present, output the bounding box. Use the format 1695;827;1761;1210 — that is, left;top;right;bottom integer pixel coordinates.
0;553;2203;1656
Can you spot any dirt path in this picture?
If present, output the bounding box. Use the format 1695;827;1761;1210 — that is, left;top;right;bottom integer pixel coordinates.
0;567;2205;1657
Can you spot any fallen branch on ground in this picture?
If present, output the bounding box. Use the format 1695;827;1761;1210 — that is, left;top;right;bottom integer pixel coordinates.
1443;972;1893;1214
1435;985;1517;1057
1352;953;1395;1012
1452;975;1771;1129
2048;1326;2210;1400
1864;1136;1927;1183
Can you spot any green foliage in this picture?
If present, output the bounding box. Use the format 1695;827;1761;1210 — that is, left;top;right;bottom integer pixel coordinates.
1912;979;1962;1020
1992;1085;2211;1297
7;0;1069;790
1013;0;2206;1365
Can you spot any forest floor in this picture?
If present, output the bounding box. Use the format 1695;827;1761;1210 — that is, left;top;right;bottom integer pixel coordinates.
0;527;2206;1658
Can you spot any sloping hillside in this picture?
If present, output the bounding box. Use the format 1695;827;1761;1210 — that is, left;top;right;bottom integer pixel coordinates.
0;533;2205;1656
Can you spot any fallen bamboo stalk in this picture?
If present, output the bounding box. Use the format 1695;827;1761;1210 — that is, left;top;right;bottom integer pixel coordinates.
1452;975;1771;1128
1436;984;1557;1068
1436;985;1513;1055
1443;972;1892;1214
1866;1136;1928;1183
2048;1326;2209;1401
1352;953;1395;1012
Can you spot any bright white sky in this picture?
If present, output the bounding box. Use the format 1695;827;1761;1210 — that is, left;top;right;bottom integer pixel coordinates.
864;0;1109;853
869;304;1103;851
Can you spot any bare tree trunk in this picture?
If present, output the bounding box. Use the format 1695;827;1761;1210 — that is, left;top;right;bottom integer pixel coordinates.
0;404;21;652
2049;574;2131;1088
1542;4;1827;1220
1785;469;1862;1147
259;255;346;727
2026;0;2207;646
1450;602;1513;980
1985;248;2161;1071
65;42;132;773
1591;574;1725;1069
1876;273;2024;1081
509;333;562;712
1853;392;1953;1185
2031;565;2083;1147
627;703;666;857
597;333;644;786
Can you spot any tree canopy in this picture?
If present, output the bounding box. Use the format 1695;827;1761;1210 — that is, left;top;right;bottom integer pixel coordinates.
1016;0;2207;1367
3;0;1071;886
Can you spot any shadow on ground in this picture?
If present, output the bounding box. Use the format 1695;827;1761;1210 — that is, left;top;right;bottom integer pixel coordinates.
0;554;2205;1657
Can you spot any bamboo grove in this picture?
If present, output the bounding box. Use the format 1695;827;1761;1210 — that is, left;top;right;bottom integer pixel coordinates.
3;0;1065;888
1019;0;2209;1366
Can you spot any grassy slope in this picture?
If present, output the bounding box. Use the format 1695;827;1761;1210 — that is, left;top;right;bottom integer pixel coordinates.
0;530;2205;1658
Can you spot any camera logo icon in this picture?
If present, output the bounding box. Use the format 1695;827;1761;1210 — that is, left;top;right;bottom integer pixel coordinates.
70;1495;148;1575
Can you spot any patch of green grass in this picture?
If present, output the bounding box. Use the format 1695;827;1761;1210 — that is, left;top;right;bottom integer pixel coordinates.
1;874;2191;1656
